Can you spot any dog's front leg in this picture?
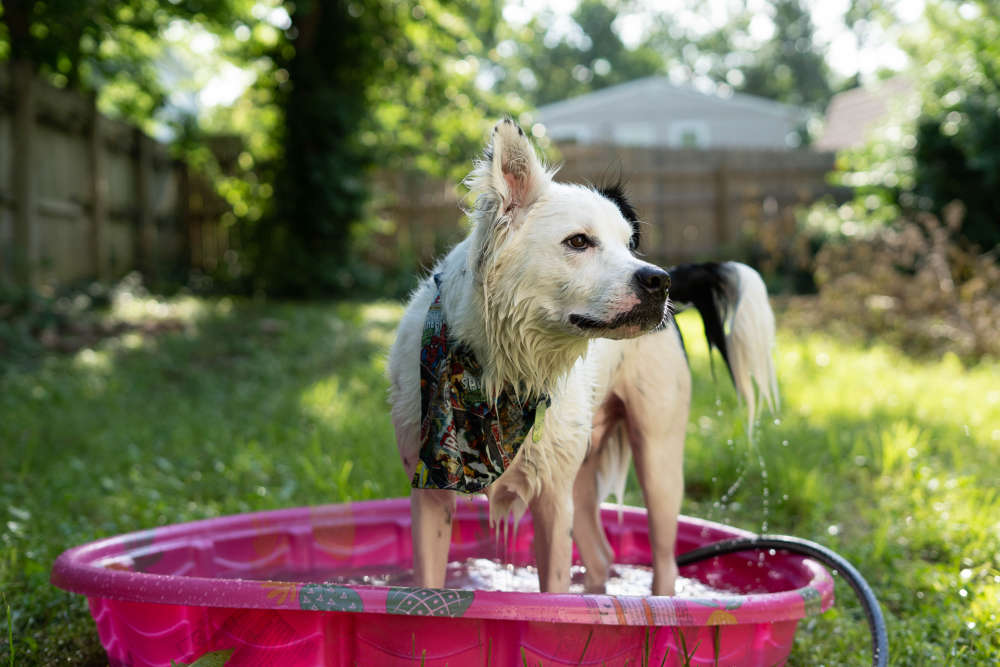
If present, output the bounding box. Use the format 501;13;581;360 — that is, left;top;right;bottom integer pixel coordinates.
572;450;615;593
529;482;574;593
410;488;456;588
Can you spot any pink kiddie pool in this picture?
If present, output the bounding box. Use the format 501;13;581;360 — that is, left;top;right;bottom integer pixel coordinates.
51;496;833;666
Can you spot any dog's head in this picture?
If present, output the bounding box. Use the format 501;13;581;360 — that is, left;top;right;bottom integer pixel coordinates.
466;118;670;341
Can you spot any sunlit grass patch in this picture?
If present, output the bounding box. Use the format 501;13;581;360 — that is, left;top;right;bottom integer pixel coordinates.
674;310;1000;665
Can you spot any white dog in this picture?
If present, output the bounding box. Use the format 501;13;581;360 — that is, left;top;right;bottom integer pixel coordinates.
388;118;777;595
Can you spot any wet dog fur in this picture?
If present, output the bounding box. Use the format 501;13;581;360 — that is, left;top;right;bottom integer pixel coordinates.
387;118;777;595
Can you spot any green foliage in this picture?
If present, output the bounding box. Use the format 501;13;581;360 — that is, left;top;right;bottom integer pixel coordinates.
491;0;663;106
647;0;834;115
364;0;516;181
0;280;115;365
906;0;1000;250
830;0;1000;251
249;0;522;296
739;0;833;112
0;0;245;130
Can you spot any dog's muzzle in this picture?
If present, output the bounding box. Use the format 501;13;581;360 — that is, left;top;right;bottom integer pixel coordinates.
569;266;670;334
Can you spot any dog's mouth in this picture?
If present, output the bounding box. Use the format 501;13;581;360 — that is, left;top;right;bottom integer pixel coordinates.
569;303;667;336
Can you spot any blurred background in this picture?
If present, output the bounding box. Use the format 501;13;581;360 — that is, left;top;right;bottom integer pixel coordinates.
0;0;997;359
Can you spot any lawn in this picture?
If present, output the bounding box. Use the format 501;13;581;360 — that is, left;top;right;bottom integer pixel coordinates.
1;293;998;665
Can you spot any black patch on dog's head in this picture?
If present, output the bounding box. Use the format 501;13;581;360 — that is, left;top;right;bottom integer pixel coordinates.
597;179;640;251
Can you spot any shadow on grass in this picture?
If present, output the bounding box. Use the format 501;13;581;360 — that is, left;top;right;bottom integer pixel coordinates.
0;297;406;665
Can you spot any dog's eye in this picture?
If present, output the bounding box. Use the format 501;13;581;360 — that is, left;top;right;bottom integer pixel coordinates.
564;234;593;250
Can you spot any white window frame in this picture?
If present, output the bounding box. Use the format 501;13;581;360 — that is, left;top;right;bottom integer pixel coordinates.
612;122;656;147
668;120;711;148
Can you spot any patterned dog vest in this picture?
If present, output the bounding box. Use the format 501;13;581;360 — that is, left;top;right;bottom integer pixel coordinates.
412;275;547;494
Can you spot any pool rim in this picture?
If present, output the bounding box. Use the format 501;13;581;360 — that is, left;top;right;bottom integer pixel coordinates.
51;496;834;627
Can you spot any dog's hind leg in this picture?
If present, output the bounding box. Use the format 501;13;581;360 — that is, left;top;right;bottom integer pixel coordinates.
619;329;691;596
628;416;685;595
410;488;456;588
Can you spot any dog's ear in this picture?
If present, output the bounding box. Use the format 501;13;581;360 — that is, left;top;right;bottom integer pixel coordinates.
466;118;549;226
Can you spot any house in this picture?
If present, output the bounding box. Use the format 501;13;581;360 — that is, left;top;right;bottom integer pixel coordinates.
816;76;915;151
534;76;808;150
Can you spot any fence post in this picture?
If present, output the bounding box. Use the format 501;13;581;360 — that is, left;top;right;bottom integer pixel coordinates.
654;147;666;257
88;93;109;281
133;128;155;278
176;160;192;270
714;160;729;249
11;60;37;287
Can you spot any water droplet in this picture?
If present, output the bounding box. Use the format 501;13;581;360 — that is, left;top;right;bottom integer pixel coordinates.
959;588;968;598
772;418;782;426
781;440;789;447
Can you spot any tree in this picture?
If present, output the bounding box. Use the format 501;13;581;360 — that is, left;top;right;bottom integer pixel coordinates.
739;0;833;111
491;0;663;107
252;0;518;296
0;0;243;127
648;0;834;114
906;0;1000;250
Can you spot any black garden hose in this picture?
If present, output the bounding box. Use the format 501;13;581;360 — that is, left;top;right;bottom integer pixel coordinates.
676;535;888;667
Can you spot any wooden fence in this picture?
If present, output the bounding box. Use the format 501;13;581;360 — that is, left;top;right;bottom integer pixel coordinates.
0;66;841;289
0;64;227;289
374;143;841;269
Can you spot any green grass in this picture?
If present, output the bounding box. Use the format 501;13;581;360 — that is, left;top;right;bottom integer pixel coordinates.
1;297;998;664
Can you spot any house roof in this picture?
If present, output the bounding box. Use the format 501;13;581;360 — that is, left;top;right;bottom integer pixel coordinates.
816;76;915;151
535;76;808;122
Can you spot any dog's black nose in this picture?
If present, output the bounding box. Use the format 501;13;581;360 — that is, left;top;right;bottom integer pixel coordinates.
634;266;670;295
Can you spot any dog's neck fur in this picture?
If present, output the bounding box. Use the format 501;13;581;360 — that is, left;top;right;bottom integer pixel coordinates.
435;235;588;402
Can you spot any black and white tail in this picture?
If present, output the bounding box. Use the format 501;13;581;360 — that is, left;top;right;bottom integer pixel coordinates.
668;261;780;429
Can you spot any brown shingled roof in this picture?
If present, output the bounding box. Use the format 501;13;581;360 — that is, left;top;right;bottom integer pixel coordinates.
816;76;915;151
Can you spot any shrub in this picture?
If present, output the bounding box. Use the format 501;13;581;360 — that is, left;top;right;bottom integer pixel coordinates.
782;201;1000;360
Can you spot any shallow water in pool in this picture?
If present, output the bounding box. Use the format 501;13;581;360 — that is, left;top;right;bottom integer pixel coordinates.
237;559;730;597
